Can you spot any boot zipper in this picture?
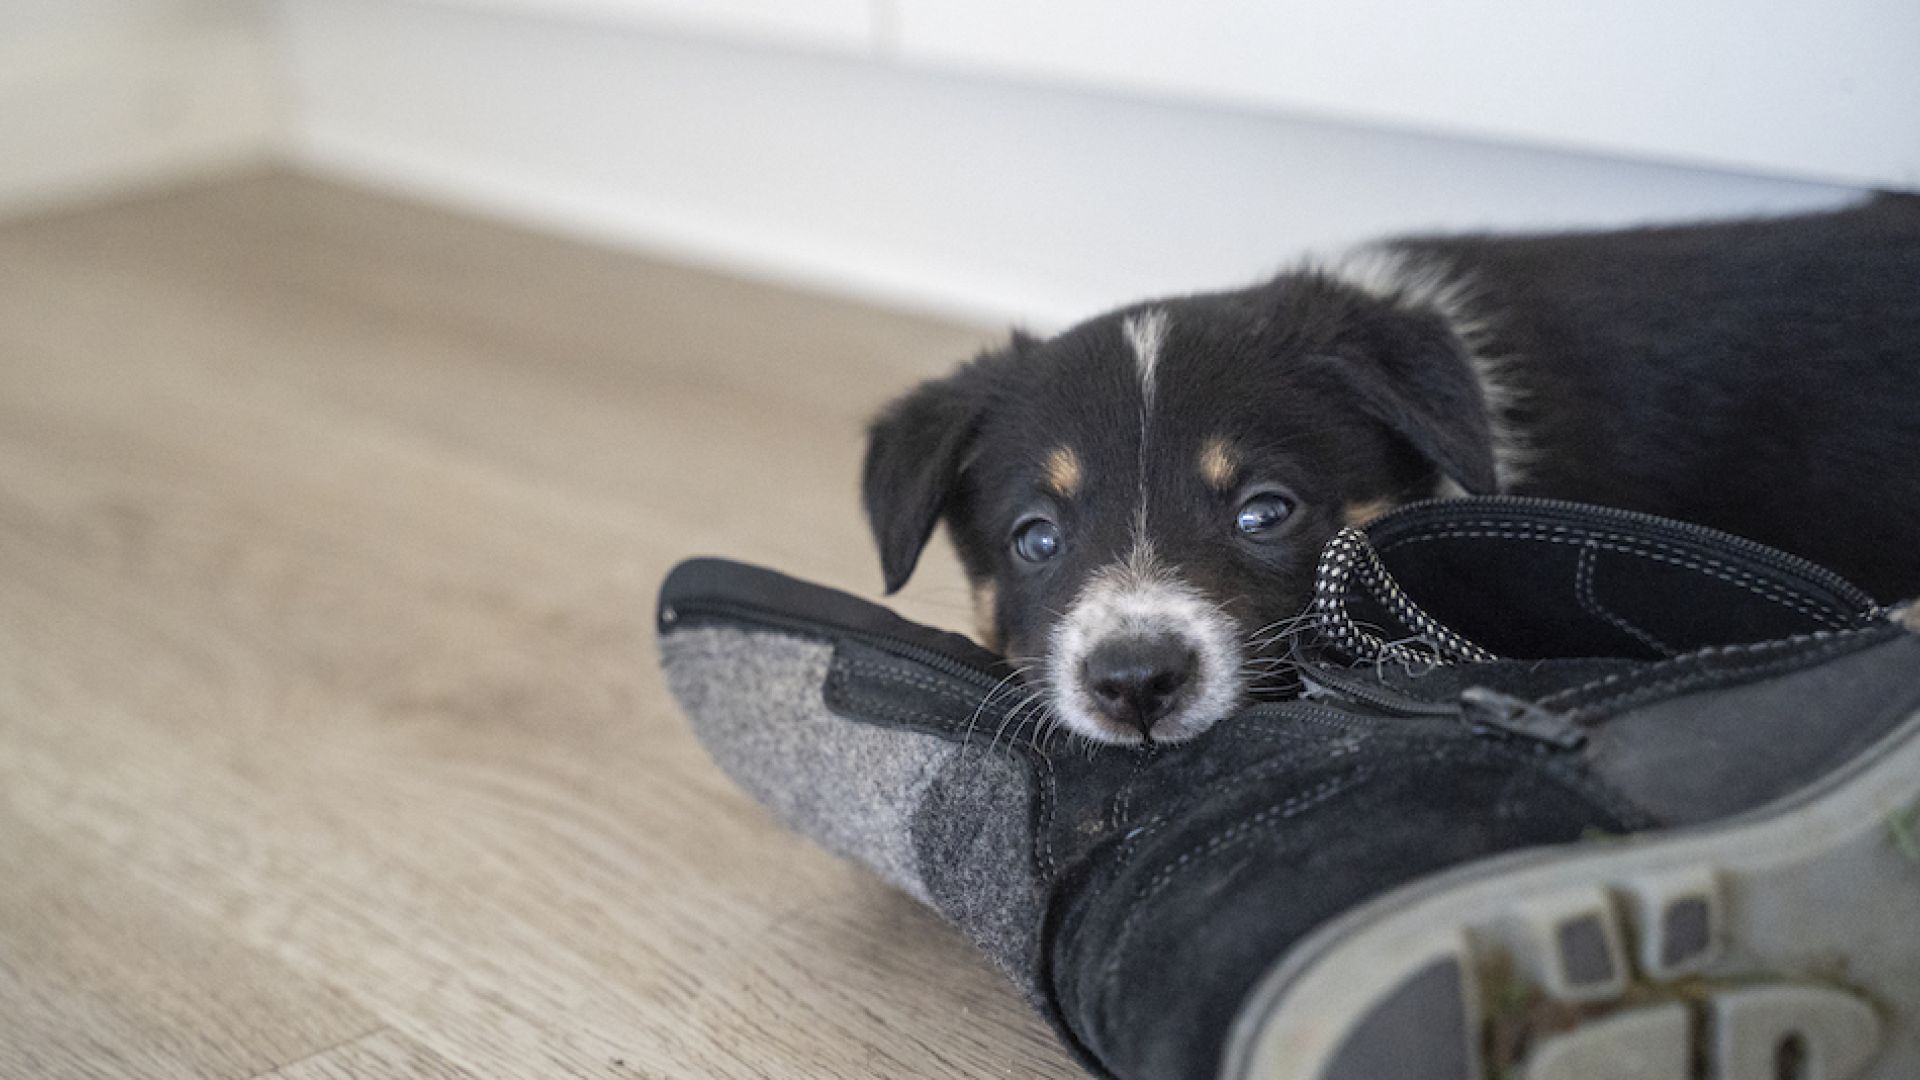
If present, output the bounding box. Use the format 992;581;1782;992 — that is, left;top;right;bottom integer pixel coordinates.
1289;645;1459;719
1457;686;1587;749
660;596;1009;693
1292;644;1588;749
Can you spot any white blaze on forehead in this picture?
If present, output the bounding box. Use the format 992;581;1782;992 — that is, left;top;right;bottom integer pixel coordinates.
1122;307;1171;548
1123;307;1170;409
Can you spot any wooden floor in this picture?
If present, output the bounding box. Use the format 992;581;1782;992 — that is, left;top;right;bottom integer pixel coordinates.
0;173;1085;1078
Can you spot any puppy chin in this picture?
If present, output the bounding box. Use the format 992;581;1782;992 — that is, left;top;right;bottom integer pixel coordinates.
1044;557;1243;745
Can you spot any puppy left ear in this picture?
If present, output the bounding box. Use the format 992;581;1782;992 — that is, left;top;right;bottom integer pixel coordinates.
1325;311;1500;494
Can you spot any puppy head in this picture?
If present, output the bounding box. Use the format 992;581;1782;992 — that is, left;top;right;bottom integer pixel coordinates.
864;268;1499;744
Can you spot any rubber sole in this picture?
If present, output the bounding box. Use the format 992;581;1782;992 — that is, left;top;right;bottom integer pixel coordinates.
1222;703;1920;1080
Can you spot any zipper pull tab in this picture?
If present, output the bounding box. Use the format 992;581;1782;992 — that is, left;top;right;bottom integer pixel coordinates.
1459;686;1587;749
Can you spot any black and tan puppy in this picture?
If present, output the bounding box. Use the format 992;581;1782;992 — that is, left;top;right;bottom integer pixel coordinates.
863;194;1920;745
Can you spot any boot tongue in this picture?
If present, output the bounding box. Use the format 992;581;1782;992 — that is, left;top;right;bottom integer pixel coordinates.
1310;525;1500;668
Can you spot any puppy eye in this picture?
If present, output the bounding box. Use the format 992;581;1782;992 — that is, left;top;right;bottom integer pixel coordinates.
1235;492;1294;535
1012;518;1063;563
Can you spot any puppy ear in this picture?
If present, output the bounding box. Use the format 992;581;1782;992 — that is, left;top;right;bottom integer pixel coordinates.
1325;310;1500;494
863;339;1026;593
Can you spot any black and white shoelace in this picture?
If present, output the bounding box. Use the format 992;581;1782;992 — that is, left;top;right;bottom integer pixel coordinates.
1311;527;1500;668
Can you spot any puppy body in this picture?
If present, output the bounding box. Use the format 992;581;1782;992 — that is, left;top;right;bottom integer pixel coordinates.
865;194;1920;744
1387;193;1920;601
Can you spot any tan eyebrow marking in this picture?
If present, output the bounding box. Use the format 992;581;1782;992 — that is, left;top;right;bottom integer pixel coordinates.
1198;437;1238;490
1343;497;1398;528
1045;447;1083;497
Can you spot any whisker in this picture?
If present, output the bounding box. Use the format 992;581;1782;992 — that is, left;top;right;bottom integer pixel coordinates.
1246;614;1322;648
962;668;1030;750
982;688;1022;754
994;688;1050;755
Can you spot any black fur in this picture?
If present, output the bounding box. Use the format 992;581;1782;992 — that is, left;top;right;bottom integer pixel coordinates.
1308;284;1501;496
1397;193;1920;601
864;194;1920;689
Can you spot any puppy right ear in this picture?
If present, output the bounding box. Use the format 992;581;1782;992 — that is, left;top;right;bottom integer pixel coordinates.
863;336;1032;594
862;371;983;594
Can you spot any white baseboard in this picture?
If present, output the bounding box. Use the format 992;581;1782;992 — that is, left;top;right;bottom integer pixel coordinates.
0;17;279;220
281;1;1867;326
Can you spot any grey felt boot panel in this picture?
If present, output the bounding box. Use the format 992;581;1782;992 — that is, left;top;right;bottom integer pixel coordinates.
663;626;1048;994
662;627;949;905
911;749;1043;994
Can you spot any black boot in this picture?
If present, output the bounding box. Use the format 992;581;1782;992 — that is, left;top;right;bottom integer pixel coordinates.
657;497;1920;1080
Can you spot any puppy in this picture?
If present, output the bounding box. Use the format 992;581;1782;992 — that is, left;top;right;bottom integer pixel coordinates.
863;194;1920;745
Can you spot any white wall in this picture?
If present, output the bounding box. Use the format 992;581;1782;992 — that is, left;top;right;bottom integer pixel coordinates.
427;0;873;52
1;0;1886;326
894;1;1920;192
343;0;1920;192
0;0;279;217
277;0;1866;326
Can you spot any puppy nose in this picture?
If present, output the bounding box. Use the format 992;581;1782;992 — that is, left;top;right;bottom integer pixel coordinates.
1084;635;1196;737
